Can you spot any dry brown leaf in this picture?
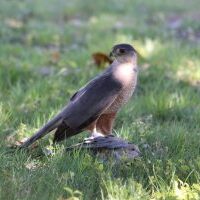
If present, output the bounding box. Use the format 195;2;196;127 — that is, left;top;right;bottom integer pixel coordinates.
14;138;38;149
92;52;112;68
25;161;38;170
51;51;60;63
5;18;23;28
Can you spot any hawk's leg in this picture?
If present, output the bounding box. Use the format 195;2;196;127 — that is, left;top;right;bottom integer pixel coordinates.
84;112;116;140
91;127;105;138
96;113;117;135
85;119;104;140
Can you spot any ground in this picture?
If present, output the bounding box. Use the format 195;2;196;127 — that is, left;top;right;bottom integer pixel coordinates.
0;0;200;199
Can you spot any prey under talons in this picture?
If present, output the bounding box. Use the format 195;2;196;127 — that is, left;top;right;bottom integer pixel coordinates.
84;130;105;143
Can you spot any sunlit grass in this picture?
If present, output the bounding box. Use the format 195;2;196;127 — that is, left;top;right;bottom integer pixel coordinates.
0;0;200;199
176;59;200;86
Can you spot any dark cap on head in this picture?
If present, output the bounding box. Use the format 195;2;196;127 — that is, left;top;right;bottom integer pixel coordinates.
110;43;137;58
112;43;136;53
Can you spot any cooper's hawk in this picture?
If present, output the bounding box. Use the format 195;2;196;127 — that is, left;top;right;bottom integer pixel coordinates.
20;43;138;148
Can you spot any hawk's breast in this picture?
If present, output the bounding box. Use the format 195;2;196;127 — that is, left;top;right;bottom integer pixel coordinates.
104;63;137;113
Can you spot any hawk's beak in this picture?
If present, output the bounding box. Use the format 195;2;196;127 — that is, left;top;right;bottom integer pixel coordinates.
109;51;114;58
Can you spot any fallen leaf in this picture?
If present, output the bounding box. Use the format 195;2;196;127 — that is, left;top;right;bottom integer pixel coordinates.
25;160;38;170
5;133;16;146
92;52;113;68
51;51;60;63
14;138;39;149
5;18;23;29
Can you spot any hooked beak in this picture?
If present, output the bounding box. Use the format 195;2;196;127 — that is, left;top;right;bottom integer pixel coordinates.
109;51;114;58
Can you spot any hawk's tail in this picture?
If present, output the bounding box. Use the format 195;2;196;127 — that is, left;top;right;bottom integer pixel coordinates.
20;115;62;148
53;123;80;143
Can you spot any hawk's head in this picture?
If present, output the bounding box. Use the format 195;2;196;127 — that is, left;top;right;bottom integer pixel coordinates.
109;44;137;63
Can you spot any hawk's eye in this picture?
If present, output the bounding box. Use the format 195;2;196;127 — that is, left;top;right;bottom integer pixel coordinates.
119;48;125;54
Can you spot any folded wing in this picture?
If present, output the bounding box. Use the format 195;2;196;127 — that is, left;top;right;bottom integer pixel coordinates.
20;72;122;147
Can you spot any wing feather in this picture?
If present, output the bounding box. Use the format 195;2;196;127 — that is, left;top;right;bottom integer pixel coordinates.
60;73;122;128
20;71;122;148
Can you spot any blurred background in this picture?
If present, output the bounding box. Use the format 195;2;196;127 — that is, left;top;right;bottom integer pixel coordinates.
0;0;199;127
0;0;200;199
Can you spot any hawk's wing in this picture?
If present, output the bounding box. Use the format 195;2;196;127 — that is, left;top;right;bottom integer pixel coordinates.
20;72;122;148
60;72;122;128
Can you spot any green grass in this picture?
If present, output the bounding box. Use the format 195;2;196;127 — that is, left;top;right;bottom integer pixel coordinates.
0;0;200;199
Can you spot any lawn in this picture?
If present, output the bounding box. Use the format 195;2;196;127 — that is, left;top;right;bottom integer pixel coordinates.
0;0;200;199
